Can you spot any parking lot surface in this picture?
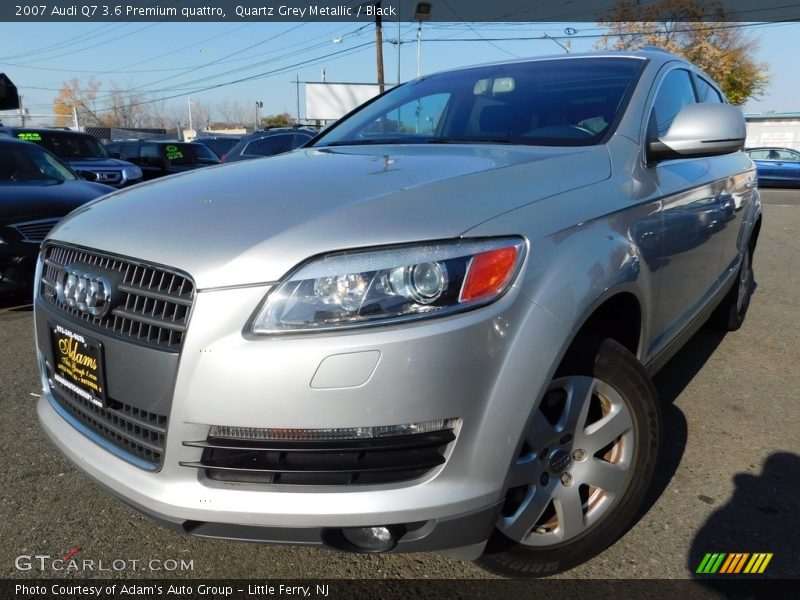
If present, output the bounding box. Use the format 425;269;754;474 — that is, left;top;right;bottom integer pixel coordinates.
1;189;798;580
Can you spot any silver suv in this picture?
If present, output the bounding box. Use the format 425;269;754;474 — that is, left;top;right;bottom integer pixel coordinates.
33;50;760;577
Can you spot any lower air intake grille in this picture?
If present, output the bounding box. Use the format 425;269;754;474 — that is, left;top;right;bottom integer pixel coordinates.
48;364;167;467
181;429;456;485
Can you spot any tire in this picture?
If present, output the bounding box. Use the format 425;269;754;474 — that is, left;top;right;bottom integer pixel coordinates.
710;244;755;332
477;337;661;577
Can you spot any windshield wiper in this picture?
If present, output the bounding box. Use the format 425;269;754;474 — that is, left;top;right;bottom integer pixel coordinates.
317;138;424;147
425;137;514;144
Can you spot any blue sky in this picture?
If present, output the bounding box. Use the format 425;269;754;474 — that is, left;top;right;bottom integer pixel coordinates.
0;20;795;126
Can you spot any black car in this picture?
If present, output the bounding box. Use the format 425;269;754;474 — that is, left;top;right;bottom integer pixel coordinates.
104;140;220;180
192;136;242;160
0;138;114;295
221;128;315;163
0;127;143;188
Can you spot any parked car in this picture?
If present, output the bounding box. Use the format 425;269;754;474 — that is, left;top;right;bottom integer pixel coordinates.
0;127;142;188
0;138;114;295
33;50;760;577
745;146;800;187
192;135;242;159
104;140;219;180
221;128;315;162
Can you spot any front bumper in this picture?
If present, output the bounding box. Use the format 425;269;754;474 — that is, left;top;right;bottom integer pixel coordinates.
0;241;38;294
36;282;567;553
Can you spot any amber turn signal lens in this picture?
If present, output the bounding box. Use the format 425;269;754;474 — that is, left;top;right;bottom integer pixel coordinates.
460;246;519;302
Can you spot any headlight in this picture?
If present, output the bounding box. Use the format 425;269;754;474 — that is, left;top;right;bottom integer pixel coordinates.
122;165;143;180
251;238;525;333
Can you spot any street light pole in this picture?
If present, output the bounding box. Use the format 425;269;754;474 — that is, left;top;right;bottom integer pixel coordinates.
413;3;432;77
187;97;193;130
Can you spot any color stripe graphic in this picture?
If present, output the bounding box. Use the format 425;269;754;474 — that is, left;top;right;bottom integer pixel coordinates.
696;552;773;574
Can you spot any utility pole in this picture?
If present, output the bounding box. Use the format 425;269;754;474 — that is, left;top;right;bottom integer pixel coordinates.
72;106;79;129
18;95;25;126
374;2;385;93
294;74;300;124
187;97;194;130
397;0;401;85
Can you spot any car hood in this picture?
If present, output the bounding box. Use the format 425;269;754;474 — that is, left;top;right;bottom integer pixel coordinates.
49;145;610;289
0;180;115;225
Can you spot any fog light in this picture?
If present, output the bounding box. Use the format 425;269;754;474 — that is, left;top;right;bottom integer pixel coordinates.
341;526;396;552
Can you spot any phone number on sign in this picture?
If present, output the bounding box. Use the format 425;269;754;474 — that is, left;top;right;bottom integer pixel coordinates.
14;4;225;18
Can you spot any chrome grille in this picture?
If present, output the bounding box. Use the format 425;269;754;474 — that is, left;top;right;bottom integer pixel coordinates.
39;244;194;351
47;363;166;467
76;169;122;185
12;217;61;242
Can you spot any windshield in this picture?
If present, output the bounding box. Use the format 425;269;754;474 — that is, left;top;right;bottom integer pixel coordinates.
312;57;645;148
0;143;77;182
16;130;109;160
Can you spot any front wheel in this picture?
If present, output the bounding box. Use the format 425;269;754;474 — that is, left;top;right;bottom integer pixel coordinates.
478;338;661;577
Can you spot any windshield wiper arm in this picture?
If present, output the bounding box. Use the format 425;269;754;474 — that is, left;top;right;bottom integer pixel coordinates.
425;137;514;144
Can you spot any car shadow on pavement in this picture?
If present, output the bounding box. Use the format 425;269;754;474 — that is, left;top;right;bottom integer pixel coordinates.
688;451;800;582
641;327;728;517
0;293;33;311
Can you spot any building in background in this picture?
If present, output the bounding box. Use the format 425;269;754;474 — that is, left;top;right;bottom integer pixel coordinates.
745;113;800;151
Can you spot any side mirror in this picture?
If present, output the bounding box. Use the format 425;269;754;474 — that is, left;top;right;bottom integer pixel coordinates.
647;103;745;163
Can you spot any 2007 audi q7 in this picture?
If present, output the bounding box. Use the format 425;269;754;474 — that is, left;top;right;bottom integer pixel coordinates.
34;50;760;576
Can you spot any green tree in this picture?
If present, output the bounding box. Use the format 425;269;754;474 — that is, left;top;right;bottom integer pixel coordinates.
259;112;294;128
597;0;769;105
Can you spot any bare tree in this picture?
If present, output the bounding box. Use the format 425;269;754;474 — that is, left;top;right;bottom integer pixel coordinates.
100;83;149;128
215;98;249;127
53;78;101;127
145;98;182;131
185;100;211;131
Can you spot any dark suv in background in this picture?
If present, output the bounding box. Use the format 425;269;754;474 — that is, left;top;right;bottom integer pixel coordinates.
104;140;220;180
222;128;315;162
0;127;143;188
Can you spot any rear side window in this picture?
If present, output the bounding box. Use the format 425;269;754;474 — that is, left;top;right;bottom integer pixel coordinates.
649;69;696;139
140;144;160;159
290;133;313;149
244;135;294;157
116;143;138;161
750;148;800;161
695;76;724;103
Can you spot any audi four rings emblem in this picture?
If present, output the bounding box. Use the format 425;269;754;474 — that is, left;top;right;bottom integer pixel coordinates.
55;266;113;318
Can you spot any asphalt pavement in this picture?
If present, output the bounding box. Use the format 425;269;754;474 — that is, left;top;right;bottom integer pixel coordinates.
1;189;798;581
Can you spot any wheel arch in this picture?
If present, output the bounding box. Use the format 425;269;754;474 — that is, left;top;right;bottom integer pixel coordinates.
564;289;644;365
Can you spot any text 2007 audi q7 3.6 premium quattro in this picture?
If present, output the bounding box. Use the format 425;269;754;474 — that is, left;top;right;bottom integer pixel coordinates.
34;50;760;576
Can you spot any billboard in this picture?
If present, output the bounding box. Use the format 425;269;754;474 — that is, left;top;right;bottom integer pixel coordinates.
305;83;386;121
